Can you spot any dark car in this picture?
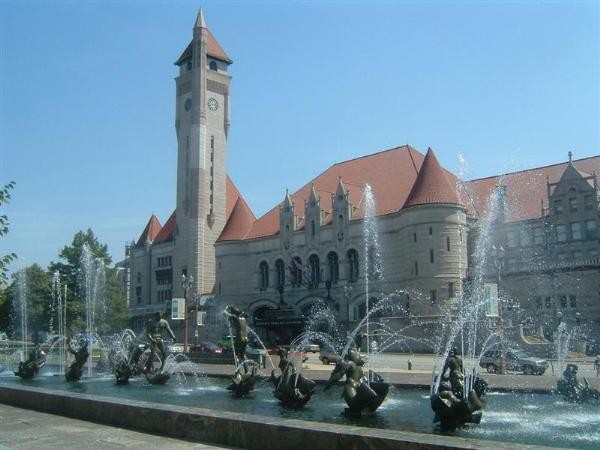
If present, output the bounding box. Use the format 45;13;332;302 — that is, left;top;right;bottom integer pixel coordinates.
190;341;223;354
319;347;342;365
479;349;548;375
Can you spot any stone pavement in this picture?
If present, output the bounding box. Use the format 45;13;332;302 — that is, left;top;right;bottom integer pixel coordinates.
0;403;241;450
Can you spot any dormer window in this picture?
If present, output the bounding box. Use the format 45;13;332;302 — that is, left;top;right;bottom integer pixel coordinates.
209;60;217;71
569;197;577;212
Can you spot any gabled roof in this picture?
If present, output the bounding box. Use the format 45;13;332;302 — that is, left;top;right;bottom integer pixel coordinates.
464;156;600;222
175;30;232;65
242;145;452;240
403;148;461;209
218;195;256;241
136;215;162;247
154;211;176;244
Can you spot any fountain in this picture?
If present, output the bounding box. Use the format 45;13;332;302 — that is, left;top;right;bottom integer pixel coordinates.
79;244;106;378
50;271;68;374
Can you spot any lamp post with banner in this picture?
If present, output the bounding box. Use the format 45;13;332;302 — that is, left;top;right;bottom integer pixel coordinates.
181;274;194;353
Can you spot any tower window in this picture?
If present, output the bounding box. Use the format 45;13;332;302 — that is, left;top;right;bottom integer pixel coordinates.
430;249;434;264
275;259;285;288
311;220;316;236
569;197;577;212
211;135;214;150
429;226;433;236
327;252;339;284
209;60;217;71
347;249;359;283
430;290;437;305
413;233;417;243
414;261;419;276
446;236;451;252
308;254;320;288
448;282;454;299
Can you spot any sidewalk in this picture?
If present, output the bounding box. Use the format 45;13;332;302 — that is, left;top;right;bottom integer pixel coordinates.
0;403;242;450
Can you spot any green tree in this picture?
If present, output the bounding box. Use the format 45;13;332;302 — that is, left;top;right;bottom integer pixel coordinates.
0;181;16;287
49;229;127;334
0;286;10;334
4;264;52;339
98;268;129;334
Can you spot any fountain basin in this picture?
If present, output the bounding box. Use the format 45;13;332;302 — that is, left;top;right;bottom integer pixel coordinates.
1;375;598;449
0;381;552;450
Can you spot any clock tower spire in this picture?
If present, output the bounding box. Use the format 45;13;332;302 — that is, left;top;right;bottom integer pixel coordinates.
173;9;232;297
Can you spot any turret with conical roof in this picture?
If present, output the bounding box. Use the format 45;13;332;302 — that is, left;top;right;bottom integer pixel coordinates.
403;148;461;209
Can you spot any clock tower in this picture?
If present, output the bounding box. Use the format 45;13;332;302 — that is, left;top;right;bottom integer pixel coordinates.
173;9;232;296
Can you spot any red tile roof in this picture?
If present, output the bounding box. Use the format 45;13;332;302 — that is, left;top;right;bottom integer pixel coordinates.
464;156;600;222
154;211;176;244
218;193;256;241
242;145;435;240
175;30;232;65
403;148;461;209
136;215;162;247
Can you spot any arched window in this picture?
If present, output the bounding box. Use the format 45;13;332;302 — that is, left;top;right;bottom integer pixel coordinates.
327;252;339;284
259;261;269;289
290;256;303;287
311;220;316;236
308;254;320;288
209;60;218;71
347;249;359;283
275;259;285;288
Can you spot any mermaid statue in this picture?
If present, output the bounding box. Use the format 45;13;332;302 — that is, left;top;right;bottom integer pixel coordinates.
224;305;256;396
324;347;389;417
557;363;599;403
143;312;176;385
15;343;46;379
65;336;89;382
271;346;316;407
430;347;487;431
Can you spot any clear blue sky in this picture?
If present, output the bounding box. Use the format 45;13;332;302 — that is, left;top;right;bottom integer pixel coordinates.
1;0;598;271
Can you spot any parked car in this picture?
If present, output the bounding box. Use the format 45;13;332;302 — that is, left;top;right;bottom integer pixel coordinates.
319;347;342;365
298;342;320;353
190;341;223;354
479;349;548;375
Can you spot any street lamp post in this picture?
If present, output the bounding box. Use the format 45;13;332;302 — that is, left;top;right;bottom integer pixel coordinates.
181;274;194;353
194;294;200;346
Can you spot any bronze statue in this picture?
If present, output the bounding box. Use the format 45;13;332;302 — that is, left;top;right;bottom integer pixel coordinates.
557;363;599;403
65;337;89;382
223;305;249;362
324;347;389;417
14;343;46;379
143;312;176;385
431;347;487;431
223;305;256;396
271;347;316;408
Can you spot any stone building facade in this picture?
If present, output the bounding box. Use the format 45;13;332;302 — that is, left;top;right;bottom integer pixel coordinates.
123;10;600;352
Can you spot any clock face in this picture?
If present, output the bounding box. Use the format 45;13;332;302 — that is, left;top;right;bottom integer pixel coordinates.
208;98;219;111
184;98;192;111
